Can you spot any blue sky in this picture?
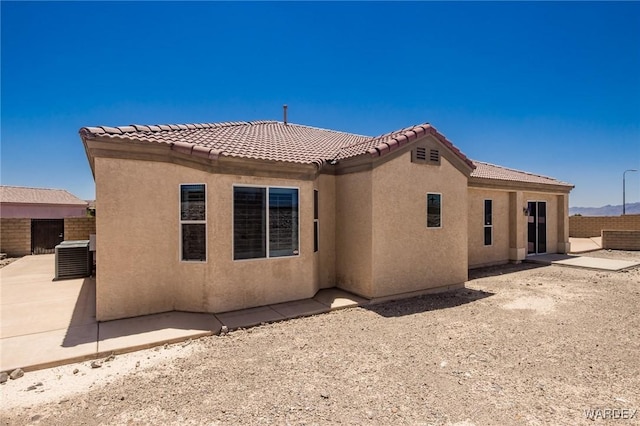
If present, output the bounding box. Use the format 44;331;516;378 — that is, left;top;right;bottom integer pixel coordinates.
2;1;639;207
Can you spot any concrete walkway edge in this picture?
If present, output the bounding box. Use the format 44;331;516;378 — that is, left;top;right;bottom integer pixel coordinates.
1;283;368;373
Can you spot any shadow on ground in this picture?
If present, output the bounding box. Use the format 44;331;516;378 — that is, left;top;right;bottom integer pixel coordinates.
364;288;493;318
62;277;96;347
468;262;547;280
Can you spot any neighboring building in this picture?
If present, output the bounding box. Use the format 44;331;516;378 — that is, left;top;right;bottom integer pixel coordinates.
80;120;573;321
0;186;90;255
0;186;88;219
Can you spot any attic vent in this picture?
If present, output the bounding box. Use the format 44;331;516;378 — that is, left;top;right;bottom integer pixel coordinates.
55;240;92;280
412;146;440;165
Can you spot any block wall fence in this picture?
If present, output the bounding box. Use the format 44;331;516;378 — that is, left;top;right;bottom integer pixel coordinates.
569;214;640;238
64;217;97;241
0;218;31;256
602;230;640;251
0;217;96;256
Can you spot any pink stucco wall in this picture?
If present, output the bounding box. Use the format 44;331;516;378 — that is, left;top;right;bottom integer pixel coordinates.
0;203;87;219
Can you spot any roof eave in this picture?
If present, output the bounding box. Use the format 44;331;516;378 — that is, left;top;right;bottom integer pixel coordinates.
82;136;320;181
469;176;574;193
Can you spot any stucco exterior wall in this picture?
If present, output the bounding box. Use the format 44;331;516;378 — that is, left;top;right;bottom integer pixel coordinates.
316;174;336;289
335;170;373;297
94;157;317;321
468;189;510;268
370;151;468;297
0;203;86;219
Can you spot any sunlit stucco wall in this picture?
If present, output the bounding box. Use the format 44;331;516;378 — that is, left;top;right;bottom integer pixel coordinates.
94;157;317;321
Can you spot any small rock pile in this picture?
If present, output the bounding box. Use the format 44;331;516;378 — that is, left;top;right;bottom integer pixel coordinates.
0;368;24;384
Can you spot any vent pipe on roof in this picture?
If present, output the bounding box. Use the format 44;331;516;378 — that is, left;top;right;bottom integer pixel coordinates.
283;104;288;125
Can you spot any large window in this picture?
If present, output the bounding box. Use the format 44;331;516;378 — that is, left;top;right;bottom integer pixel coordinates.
427;193;442;228
180;184;206;261
484;199;493;246
234;186;299;260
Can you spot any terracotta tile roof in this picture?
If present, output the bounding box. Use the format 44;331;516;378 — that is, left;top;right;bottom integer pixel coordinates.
79;120;475;169
0;186;88;206
471;161;573;187
335;123;476;169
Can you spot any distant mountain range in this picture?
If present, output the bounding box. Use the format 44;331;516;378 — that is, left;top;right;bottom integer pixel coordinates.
569;202;640;216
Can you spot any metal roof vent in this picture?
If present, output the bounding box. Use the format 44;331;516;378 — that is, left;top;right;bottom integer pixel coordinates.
55;240;92;280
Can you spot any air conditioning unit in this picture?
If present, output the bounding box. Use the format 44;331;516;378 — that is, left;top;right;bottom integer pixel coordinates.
55;240;91;280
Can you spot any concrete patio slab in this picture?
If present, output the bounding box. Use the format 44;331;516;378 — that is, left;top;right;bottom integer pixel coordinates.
526;254;640;271
270;298;330;319
0;254;55;275
215;306;285;330
1;297;93;339
98;312;221;355
0;324;98;372
0;279;88;304
313;288;369;309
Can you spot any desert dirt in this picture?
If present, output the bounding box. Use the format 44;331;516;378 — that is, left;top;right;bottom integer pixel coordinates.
1;250;639;425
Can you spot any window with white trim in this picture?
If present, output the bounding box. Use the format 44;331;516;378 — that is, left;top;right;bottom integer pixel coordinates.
233;186;299;260
427;193;442;228
313;190;319;253
484;199;493;246
180;184;206;261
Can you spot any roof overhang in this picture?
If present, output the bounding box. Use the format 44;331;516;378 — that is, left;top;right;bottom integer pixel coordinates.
81;135;320;181
469;176;574;194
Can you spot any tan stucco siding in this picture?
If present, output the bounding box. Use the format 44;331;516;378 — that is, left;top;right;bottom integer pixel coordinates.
316;174;336;289
371;151;468;298
94;157;317;321
468;189;510;268
335;170;373;297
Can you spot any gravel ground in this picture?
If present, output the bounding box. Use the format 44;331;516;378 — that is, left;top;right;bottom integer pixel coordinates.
1;250;639;425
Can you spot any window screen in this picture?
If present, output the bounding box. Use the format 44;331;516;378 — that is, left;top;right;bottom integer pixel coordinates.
233;186;299;260
180;184;206;261
427;193;442;228
269;188;299;257
233;187;266;260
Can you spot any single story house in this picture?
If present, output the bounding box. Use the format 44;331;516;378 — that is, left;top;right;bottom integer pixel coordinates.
0;186;88;219
80;119;573;321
